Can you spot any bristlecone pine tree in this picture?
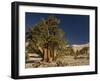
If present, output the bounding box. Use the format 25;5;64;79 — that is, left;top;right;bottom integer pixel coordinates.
26;16;67;62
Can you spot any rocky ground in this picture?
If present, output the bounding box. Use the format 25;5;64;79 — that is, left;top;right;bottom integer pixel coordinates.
25;55;89;68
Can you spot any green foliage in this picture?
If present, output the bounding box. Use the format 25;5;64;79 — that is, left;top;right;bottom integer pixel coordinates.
26;15;67;54
65;47;75;55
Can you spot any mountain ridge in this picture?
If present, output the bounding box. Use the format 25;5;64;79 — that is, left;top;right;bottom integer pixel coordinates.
71;43;89;52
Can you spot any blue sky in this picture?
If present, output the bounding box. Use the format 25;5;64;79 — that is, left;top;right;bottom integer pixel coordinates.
25;12;89;45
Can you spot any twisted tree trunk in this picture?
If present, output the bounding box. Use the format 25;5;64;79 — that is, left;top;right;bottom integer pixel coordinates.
43;48;48;62
53;49;57;61
47;48;53;62
38;46;43;54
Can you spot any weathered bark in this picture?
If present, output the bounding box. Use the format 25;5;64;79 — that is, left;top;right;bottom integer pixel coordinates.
47;49;52;62
50;48;54;61
53;49;57;61
50;48;57;61
38;46;43;54
50;49;53;62
42;47;57;62
43;48;48;62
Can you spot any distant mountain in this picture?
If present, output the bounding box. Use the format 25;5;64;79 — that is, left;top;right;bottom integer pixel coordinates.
71;43;89;52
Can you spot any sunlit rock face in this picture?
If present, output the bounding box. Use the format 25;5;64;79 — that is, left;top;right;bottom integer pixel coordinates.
71;43;89;52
